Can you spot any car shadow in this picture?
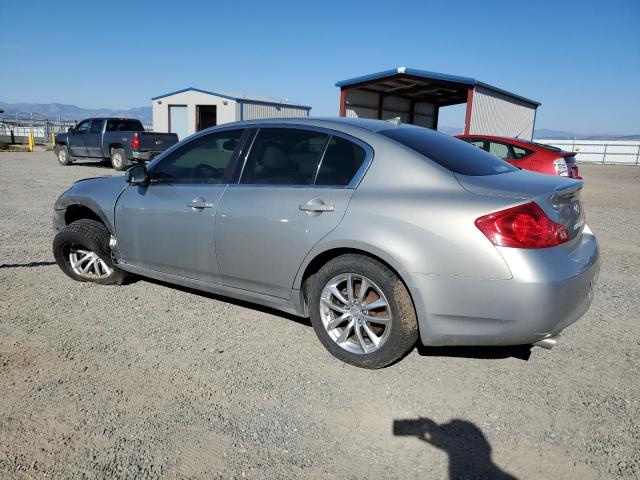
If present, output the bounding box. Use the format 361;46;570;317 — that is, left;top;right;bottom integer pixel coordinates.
393;417;518;480
141;277;312;328
0;261;57;269
124;277;530;359
71;160;113;169
416;344;532;361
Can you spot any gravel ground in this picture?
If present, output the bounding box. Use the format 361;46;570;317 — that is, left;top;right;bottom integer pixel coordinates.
1;151;639;479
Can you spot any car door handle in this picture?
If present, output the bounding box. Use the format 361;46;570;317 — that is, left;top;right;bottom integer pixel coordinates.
299;202;335;212
187;199;214;209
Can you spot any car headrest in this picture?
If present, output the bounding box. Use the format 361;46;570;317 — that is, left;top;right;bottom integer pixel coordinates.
262;144;289;170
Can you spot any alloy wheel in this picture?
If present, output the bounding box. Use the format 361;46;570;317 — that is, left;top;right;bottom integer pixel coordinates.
319;273;392;354
68;245;113;279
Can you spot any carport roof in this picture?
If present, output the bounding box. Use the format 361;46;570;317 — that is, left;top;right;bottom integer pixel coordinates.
151;87;312;110
336;67;541;107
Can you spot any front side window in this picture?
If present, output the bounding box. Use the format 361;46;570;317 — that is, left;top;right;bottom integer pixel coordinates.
315;136;366;186
75;120;90;134
240;128;329;185
90;120;103;134
151;129;243;184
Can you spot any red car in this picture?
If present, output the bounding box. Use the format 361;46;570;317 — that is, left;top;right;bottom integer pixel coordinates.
455;135;581;179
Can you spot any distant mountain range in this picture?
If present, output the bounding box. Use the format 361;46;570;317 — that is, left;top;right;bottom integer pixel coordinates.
1;101;638;140
0;101;152;124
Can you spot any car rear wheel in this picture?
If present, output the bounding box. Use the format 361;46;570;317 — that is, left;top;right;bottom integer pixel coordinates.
111;148;128;171
53;219;127;285
56;146;72;166
309;254;418;369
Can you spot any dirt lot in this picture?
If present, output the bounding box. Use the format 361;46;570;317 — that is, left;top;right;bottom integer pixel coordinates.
1;151;639;479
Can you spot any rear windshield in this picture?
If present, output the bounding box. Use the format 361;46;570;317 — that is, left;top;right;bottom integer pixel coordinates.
106;119;144;132
379;127;518;176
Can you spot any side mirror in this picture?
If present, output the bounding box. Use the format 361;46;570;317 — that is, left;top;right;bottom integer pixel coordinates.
126;164;148;185
68;127;74;133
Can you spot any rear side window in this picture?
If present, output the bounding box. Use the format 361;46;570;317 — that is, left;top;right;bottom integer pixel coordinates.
90;120;103;134
106;119;144;132
380;128;517;176
316;136;366;186
240;128;329;185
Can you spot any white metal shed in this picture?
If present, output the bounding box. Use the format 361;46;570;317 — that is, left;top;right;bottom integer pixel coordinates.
151;87;311;140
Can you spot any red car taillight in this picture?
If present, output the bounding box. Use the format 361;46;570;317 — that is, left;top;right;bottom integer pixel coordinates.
475;202;569;248
130;134;140;150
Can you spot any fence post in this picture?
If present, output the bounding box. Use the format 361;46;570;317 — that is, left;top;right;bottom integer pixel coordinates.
636;145;640;165
28;132;34;152
602;144;607;164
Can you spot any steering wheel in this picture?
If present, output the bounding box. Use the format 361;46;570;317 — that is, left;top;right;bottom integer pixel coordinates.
192;163;221;180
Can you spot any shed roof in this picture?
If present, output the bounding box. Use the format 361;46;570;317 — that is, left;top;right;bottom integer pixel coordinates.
151;87;311;110
336;67;540;107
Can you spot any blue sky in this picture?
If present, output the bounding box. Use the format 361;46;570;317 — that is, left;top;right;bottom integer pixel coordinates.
1;0;638;134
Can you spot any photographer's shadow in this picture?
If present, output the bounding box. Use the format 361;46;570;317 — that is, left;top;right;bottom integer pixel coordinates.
393;417;517;480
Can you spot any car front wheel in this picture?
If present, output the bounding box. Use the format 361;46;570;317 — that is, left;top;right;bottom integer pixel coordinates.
309;254;418;369
53;219;127;285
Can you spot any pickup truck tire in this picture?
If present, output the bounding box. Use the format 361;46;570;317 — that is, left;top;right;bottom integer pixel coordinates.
53;219;128;286
111;148;129;171
56;146;72;166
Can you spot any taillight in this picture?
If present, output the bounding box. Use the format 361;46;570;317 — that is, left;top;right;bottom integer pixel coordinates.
475;202;569;248
130;134;140;150
553;158;569;176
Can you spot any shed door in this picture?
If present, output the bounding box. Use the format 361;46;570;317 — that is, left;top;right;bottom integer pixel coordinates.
168;105;188;141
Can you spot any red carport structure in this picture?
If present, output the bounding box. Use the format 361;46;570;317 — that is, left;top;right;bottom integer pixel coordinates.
336;67;541;140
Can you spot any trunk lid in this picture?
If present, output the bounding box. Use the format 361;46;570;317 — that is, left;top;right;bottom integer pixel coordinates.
456;170;585;240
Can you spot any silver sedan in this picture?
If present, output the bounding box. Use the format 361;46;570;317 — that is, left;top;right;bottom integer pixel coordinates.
52;118;599;368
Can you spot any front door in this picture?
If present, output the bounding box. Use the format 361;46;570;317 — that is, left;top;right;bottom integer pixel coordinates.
215;128;369;298
68;119;90;157
86;119;104;157
169;105;188;141
114;128;246;283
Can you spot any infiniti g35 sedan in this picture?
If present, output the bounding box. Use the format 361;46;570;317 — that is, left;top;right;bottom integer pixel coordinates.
52;118;599;368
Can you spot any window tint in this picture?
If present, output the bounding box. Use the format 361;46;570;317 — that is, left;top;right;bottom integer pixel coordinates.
90;120;103;134
489;142;510;160
75;120;90;134
106;119;144;132
151;129;243;184
512;146;532;159
315;136;366;186
379;128;517;176
240;128;329;185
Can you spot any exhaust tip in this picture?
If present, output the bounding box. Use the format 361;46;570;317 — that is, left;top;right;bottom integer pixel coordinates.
533;336;559;349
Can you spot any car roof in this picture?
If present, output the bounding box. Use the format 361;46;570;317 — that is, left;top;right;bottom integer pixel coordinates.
225;117;412;133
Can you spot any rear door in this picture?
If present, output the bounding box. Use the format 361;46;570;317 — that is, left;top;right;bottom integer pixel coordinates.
215;127;370;298
86;119;104;157
68;119;90;157
115;128;247;283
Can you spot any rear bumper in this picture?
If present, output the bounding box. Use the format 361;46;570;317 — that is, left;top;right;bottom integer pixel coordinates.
131;150;161;161
407;226;600;346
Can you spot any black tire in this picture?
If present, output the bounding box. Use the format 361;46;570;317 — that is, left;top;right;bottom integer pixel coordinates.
53;219;127;285
56;145;72;166
110;148;129;171
308;254;418;369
